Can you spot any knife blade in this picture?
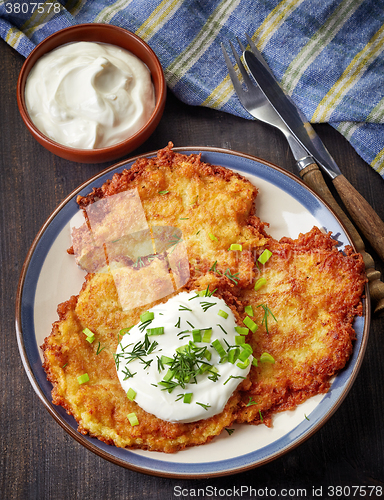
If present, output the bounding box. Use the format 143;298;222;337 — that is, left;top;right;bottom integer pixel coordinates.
243;47;384;263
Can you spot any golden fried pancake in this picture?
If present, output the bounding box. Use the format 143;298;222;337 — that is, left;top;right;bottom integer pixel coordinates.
70;142;270;285
42;144;366;453
234;227;366;426
42;269;249;453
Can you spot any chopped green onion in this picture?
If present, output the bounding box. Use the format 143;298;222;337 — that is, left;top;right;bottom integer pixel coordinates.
229;243;242;251
119;326;133;335
83;327;95;343
199;363;211;374
183;393;193;404
244;305;254;316
126;388;137;401
211;339;226;358
204;349;212;361
237;358;250;369
241;343;253;354
147;327;164;336
202;329;212;343
127;412;139;426
235;335;246;345
259;352;275;364
252;358;258;367
228;348;239;364
243;316;258;333
140;311;154;322
235;326;249;336
163;369;174;382
259;410;263;422
83;328;94;337
77;373;89;385
209;233;218;241
217;309;228;319
238;348;252;362
161;355;174;366
176;344;188;354
192;329;201;342
258;249;272;264
254;277;267;291
158;190;169;195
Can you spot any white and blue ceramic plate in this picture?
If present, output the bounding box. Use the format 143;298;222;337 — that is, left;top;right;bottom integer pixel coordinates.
16;148;370;478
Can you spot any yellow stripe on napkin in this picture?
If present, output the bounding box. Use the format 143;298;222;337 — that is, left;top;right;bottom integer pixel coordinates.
165;0;240;89
281;0;364;95
95;0;135;24
372;148;384;174
312;23;384;123
136;0;183;42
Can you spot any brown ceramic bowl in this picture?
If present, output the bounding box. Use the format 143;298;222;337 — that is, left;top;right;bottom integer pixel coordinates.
17;24;166;163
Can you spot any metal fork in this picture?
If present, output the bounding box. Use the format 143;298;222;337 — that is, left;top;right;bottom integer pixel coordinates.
221;38;314;170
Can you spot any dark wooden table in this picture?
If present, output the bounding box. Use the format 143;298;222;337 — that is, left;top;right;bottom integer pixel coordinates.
1;38;384;500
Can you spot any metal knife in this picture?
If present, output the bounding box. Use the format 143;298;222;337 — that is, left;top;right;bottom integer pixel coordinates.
243;46;384;264
222;38;384;314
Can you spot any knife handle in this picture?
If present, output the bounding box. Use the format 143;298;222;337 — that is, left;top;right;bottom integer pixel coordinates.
300;162;384;315
332;174;384;263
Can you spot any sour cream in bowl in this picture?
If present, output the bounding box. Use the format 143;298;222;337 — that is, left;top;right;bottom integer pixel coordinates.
17;24;166;163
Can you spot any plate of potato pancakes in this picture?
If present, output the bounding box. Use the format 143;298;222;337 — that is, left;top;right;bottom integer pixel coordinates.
16;143;369;477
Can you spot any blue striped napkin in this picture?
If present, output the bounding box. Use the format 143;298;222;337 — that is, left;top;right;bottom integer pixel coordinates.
1;0;384;178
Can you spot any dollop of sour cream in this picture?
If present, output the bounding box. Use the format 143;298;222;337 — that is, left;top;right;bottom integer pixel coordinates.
25;41;156;149
115;291;253;423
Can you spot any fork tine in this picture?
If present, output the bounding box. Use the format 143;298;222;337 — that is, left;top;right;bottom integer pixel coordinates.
221;42;246;97
228;40;254;90
245;33;257;54
245;33;272;73
237;37;246;53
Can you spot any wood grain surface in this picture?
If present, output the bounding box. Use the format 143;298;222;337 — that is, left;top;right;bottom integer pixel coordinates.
1;38;383;500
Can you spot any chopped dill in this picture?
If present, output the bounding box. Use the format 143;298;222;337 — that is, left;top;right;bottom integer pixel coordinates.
257;304;277;333
200;301;215;312
246;397;258;407
196;402;211;411
96;342;106;355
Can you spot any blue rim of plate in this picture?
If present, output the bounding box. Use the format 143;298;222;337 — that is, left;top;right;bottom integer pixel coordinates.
15;147;370;478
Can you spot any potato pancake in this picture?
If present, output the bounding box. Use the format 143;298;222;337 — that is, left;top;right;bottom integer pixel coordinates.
70;142;270;285
42;144;366;453
42;269;250;453
234;227;366;426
